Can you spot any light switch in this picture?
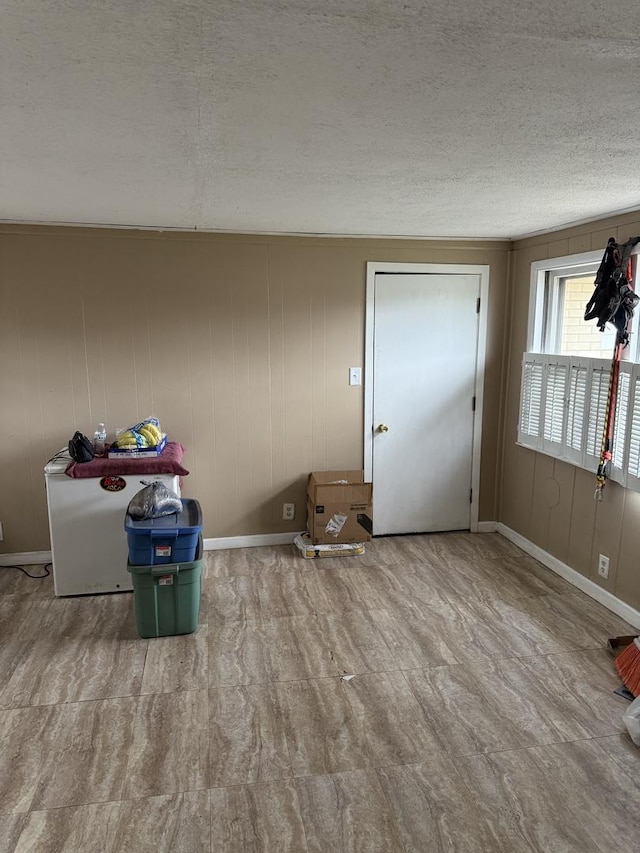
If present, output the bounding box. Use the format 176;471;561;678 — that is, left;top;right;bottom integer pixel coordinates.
349;367;362;386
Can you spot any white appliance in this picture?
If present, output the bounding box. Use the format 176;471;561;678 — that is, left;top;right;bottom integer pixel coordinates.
44;454;180;596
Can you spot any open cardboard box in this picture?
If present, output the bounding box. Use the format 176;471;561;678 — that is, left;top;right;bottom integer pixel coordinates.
307;469;373;545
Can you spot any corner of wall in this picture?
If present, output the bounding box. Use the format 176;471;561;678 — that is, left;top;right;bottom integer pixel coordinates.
495;247;517;523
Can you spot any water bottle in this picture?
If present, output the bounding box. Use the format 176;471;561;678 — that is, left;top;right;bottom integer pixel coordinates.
94;423;107;456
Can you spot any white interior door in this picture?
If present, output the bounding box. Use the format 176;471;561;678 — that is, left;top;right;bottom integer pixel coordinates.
371;272;480;534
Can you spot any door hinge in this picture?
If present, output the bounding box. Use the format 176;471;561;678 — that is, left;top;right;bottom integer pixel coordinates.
472;396;476;411
476;297;481;313
469;488;473;503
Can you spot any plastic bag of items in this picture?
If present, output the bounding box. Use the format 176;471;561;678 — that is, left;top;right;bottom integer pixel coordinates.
113;417;165;450
127;481;183;520
325;512;348;537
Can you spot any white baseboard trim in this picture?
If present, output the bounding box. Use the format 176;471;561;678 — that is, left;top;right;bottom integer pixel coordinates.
0;550;52;567
4;529;637;629
496;523;640;630
203;532;304;551
1;536;302;563
475;521;498;533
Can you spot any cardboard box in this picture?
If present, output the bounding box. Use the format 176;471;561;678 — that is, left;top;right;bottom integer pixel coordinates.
294;532;365;559
307;470;373;545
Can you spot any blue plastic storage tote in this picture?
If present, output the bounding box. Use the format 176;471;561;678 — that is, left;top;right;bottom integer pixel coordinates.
125;498;203;566
127;537;203;638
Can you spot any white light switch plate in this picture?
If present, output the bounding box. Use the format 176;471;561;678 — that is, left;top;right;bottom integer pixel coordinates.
349;367;362;386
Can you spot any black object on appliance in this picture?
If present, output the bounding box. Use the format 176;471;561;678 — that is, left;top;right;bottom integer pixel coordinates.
68;431;95;463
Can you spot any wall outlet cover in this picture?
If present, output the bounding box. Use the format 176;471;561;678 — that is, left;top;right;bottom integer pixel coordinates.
598;554;610;579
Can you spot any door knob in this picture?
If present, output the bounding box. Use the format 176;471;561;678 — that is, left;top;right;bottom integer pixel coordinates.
378;423;389;433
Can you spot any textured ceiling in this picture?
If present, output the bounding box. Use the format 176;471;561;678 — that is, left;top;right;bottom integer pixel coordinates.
2;0;640;239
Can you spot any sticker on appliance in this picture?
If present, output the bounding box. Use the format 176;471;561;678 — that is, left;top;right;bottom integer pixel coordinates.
100;476;126;492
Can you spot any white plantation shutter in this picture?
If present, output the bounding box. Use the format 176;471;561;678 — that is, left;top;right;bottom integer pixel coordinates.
626;370;640;491
584;360;612;471
610;363;632;485
543;358;569;454
518;353;640;495
521;249;640;492
518;355;545;448
564;360;588;465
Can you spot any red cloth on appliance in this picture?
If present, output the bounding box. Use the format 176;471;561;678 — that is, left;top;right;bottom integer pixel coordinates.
65;441;189;478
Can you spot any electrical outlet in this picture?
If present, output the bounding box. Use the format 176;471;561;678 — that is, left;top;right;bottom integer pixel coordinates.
598;553;610;579
282;503;295;521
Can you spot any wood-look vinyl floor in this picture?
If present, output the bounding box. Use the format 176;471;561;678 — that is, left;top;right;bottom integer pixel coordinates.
0;531;638;852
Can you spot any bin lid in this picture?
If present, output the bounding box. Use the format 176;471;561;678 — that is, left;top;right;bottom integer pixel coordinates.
125;497;202;533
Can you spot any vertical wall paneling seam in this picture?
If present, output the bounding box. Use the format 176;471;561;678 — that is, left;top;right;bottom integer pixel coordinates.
231;287;240;529
208;283;219;532
266;244;274;502
567;466;595;579
98;291;108;423
279;256;286;484
67;316;78;433
142;297;155;415
185;300;196;478
246;264;254;516
614;489;627;599
545;455;553;548
496;249;515;521
15;279;39;546
129;299;140;427
33;282;48;538
185;308;195;458
549;458;568;561
311;259;326;471
251;245;271;524
307;266;318;470
322;283;327;471
34;289;45;449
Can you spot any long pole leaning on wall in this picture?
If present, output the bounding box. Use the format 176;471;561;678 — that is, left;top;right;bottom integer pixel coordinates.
584;236;640;499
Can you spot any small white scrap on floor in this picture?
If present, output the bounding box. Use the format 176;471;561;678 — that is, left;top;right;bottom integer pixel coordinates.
340;674;355;682
623;696;640;745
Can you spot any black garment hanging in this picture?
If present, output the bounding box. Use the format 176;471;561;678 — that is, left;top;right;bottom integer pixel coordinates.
584;236;640;346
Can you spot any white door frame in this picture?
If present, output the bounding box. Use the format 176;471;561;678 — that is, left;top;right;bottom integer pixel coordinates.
364;262;490;533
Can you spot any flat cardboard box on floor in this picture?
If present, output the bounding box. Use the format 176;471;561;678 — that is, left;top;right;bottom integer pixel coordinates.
307;470;373;545
294;532;366;559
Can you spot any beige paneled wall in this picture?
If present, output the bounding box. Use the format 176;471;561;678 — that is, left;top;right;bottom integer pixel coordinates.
0;226;509;553
504;211;640;611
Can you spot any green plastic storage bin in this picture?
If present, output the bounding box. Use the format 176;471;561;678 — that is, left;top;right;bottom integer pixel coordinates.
127;536;203;638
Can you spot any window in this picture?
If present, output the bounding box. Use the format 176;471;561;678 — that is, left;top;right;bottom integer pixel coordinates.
528;253;640;359
519;248;640;491
557;272;617;357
